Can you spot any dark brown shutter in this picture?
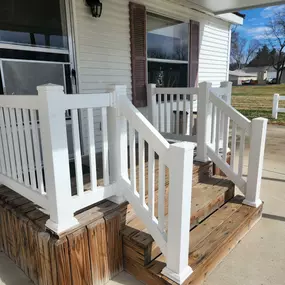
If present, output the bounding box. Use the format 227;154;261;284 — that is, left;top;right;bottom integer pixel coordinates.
129;2;147;107
189;20;200;87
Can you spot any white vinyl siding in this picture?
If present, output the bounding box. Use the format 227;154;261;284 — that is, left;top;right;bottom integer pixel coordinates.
199;21;231;86
71;0;231;153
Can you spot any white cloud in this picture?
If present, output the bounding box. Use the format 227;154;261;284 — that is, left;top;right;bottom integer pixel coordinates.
261;4;285;18
246;26;271;40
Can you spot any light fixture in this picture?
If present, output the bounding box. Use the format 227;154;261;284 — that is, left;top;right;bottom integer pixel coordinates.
86;0;103;18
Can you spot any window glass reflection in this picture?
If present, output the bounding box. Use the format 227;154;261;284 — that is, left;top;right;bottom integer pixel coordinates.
0;0;68;49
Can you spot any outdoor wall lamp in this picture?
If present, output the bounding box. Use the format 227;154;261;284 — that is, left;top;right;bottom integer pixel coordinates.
86;0;103;18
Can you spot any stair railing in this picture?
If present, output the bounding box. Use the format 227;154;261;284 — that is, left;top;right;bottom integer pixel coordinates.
196;82;267;208
112;86;195;284
147;84;198;142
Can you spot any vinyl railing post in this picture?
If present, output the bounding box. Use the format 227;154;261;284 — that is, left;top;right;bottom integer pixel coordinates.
219;81;232;147
244;118;268;208
196;81;212;162
220;81;233;104
272;93;279;119
147;84;158;129
107;85;128;204
162;142;195;284
37;84;78;234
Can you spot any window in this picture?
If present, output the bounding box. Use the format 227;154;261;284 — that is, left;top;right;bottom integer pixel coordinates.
147;14;189;88
0;0;75;96
0;0;68;49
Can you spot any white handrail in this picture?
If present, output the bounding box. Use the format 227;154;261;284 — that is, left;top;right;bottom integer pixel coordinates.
210;91;251;133
119;93;170;156
147;84;198;143
117;87;195;284
196;82;267;209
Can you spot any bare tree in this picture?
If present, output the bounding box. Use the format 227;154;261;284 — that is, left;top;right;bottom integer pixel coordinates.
231;27;260;69
266;8;285;83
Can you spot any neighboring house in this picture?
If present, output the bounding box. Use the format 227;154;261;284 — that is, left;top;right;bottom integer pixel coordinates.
243;66;277;81
0;1;276;285
229;70;257;85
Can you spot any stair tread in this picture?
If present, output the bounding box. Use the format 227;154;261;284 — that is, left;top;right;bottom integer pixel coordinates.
122;176;234;250
146;195;263;285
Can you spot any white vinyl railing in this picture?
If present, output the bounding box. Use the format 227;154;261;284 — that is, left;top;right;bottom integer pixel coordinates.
272;93;285;119
147;82;232;145
196;82;267;208
117;87;195;284
0;84;195;284
147;84;199;142
0;84;121;233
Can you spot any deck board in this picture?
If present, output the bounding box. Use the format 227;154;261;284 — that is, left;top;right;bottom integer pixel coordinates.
124;196;263;285
122;176;235;266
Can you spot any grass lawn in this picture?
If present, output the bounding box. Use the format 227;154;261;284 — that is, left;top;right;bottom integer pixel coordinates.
232;84;285;125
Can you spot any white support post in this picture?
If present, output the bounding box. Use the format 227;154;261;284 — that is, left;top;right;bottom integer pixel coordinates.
162;142;195;284
272;93;279;119
196;82;212;162
220;81;233;105
244;118;268;208
37;84;78;234
107;85;128;204
219;81;233;149
147;84;158;129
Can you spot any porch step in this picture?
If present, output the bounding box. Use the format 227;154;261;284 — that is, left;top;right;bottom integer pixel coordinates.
123;195;263;285
121;176;234;267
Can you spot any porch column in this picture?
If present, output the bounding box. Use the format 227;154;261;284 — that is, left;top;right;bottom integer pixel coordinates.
37;84;78;234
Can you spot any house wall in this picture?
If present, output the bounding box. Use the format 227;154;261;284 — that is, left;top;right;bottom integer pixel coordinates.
71;0;232;153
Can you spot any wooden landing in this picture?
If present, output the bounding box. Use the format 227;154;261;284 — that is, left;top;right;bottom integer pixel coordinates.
124;195;263;285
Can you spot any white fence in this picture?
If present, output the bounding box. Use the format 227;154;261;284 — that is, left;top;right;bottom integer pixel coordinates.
0;85;121;233
147;84;199;142
272;93;285;119
0;82;267;284
197;82;267;208
147;82;232;145
0;84;194;284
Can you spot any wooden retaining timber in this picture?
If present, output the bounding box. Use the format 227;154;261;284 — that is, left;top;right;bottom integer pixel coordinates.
0;186;124;285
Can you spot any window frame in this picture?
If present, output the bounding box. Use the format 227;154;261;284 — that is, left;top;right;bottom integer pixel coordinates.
146;13;190;88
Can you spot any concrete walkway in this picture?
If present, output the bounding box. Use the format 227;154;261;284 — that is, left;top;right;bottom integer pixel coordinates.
0;124;284;285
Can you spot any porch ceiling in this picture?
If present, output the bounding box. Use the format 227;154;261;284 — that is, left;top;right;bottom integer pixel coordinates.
188;0;285;14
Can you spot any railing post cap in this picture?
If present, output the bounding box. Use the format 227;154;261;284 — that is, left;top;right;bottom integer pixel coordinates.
199;81;212;88
170;141;196;151
274;93;280;97
37;84;64;93
252;117;268;123
220;81;232;87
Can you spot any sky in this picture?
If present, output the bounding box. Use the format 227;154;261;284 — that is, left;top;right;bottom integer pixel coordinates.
238;4;285;42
